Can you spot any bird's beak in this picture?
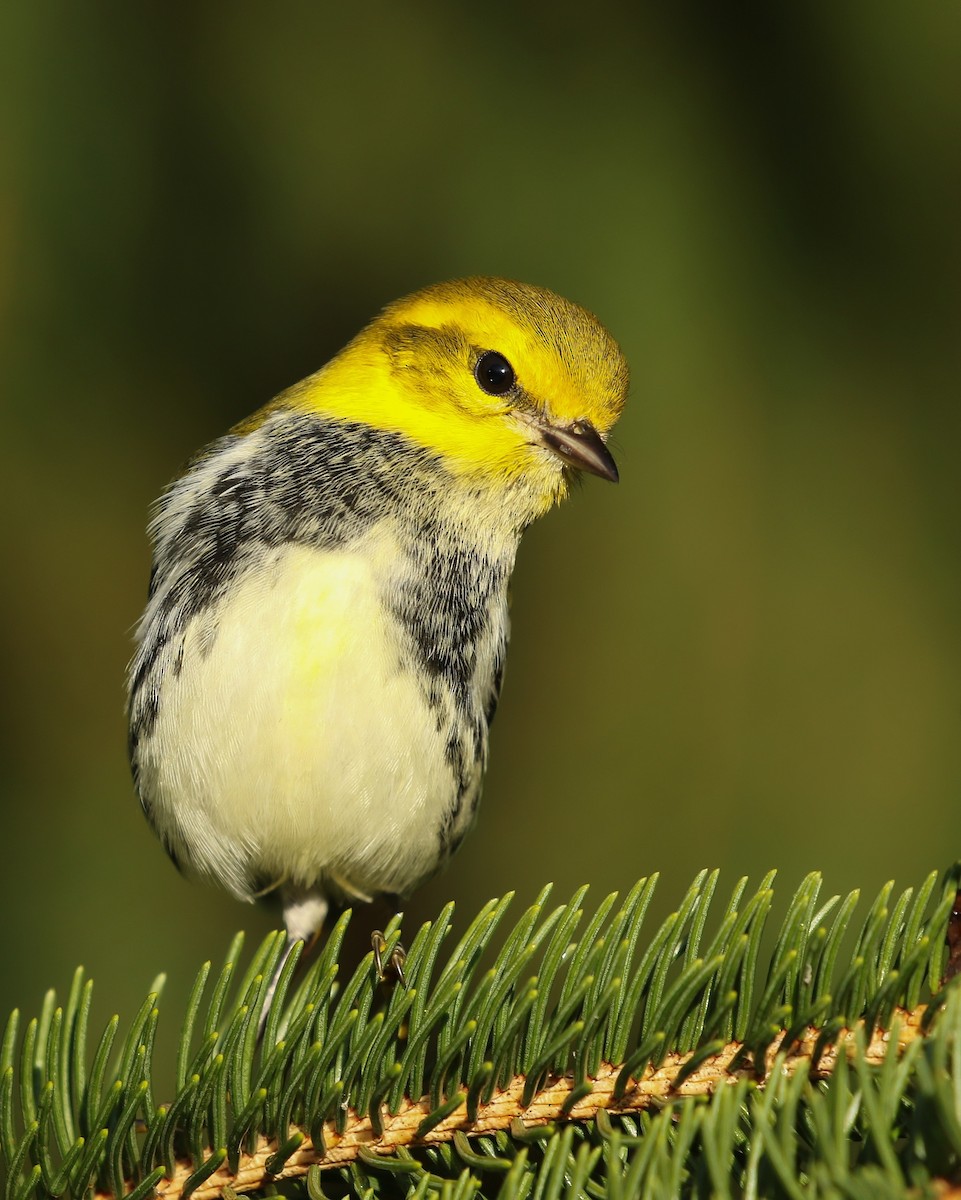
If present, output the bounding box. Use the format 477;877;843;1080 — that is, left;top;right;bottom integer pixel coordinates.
538;419;619;483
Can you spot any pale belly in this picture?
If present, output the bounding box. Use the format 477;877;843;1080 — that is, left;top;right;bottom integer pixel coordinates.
138;540;470;902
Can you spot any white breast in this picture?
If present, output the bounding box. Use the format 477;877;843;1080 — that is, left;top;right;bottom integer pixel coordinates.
137;528;462;902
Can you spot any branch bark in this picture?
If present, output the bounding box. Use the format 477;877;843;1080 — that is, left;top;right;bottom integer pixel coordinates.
129;1006;926;1200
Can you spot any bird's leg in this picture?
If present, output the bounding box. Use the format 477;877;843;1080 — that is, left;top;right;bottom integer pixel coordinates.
258;887;329;1036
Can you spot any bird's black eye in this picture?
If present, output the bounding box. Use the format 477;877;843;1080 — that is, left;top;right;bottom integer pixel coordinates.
474;350;516;396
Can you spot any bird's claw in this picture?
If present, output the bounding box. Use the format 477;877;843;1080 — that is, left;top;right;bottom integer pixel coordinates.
372;930;407;988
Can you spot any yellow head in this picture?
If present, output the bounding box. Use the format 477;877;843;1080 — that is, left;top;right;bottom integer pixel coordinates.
267;277;629;523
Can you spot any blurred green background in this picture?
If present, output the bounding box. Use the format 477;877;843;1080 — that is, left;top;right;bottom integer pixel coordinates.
1;2;958;1074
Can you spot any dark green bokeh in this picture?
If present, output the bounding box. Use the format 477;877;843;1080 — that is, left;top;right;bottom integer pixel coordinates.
1;3;958;1083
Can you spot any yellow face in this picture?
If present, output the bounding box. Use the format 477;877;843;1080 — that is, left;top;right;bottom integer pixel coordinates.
268;277;629;511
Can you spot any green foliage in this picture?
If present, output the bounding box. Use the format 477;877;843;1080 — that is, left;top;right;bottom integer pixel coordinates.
0;868;957;1199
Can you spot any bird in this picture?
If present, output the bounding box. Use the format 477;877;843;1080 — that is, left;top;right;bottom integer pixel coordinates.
127;277;629;990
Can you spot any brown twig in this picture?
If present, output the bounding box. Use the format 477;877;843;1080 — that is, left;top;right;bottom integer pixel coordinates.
114;1006;926;1200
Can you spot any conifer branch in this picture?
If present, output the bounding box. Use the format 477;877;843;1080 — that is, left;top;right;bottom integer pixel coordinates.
2;867;959;1199
140;1005;927;1200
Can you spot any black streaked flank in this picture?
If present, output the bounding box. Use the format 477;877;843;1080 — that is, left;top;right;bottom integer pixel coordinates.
387;527;506;714
384;519;511;856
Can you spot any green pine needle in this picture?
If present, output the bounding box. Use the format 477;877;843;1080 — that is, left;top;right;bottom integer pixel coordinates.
1;865;959;1200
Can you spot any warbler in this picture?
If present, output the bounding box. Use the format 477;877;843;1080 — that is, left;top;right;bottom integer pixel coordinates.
127;277;628;963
